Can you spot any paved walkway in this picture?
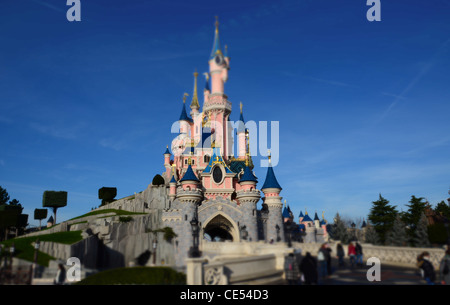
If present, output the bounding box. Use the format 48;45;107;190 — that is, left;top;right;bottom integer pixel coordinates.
322;264;426;285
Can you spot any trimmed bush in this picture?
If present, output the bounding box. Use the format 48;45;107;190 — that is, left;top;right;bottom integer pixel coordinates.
34;208;48;221
42;191;67;208
76;266;186;285
98;187;117;206
152;174;165;186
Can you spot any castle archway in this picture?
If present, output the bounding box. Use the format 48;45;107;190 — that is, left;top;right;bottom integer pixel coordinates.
202;212;239;242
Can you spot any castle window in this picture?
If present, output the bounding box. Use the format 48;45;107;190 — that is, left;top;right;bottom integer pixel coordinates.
204;155;210;163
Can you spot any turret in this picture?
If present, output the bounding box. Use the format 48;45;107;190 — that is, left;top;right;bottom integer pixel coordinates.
261;150;284;243
298;211;304;223
236;153;260;241
314;211;321;229
237;102;247;158
169;175;177;202
209;17;229;94
164;145;171;166
179;93;193;134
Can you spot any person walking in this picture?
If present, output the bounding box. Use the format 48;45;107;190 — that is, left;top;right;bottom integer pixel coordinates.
348;242;356;269
284;253;300;285
53;263;66;285
355;242;363;268
317;243;328;283
336;243;345;268
417;252;436;285
324;243;333;276
439;249;450;285
299;252;318;285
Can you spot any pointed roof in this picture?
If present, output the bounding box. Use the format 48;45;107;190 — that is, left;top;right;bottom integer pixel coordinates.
203;146;234;174
164;145;171;155
302;212;313;222
299;211;304;218
362;218;367;228
237;102;246;134
180;164;199;182
314;212;320;221
190;71;200;110
47;215;54;223
204;73;210;92
261;151;282;190
170;175;177;184
282;206;290;218
239;166;257;183
210;17;222;59
179;98;193;123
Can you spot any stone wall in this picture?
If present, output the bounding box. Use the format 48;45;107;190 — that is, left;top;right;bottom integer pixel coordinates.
291;242;446;269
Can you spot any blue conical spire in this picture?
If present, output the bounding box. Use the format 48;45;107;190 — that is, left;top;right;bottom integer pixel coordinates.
164;145;171;155
237;102;246;134
239;165;257;183
282;206;290;218
210;17;222;59
261;151;282;190
299;211;304;218
179;94;193;123
180;164;199;182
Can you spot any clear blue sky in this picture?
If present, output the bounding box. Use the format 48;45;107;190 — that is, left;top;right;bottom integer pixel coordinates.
1;0;449;227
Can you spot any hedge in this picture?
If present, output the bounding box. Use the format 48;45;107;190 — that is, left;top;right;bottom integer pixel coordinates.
42;191;67;208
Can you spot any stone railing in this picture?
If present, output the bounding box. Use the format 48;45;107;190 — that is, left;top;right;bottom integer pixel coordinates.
186;253;282;285
291;242;446;269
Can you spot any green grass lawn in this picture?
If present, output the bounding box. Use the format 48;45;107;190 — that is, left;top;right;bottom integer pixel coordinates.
0;231;83;267
69;209;146;221
76;266;186;285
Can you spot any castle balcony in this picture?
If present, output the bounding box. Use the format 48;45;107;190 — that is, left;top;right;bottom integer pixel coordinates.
236;189;261;204
203;93;232;113
176;188;203;203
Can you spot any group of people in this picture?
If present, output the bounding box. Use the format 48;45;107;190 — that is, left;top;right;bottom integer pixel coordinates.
417;248;450;285
284;242;337;285
284;242;450;285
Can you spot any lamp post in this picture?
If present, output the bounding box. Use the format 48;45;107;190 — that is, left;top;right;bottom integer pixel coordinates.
9;243;15;267
240;225;248;241
189;205;201;258
31;238;40;282
152;238;158;265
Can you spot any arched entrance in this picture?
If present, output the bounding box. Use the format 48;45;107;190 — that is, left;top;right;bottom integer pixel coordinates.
203;213;238;242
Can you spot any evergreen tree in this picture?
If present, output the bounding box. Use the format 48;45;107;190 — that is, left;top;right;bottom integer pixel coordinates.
385;215;408;247
403;195;427;230
413;212;431;248
368;194;398;244
332;213;349;243
434;200;450;219
0;186;10;206
364;223;381;245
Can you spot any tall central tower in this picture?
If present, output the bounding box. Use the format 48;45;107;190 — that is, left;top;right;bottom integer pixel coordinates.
203;17;232;159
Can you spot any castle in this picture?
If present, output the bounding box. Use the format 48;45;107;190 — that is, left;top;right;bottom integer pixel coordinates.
159;18;287;266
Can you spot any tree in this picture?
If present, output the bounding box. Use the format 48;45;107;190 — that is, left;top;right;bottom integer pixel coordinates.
385;215;408;247
98;187;117;206
42;190;67;225
0;186;10;206
368;194;398;244
435;200;450;219
413;212;431;248
364;221;381;245
34;208;48;230
331;213;349;244
152;174;165;186
403;195;427;229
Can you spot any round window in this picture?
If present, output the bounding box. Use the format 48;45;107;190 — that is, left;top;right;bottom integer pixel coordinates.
213;166;223;184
